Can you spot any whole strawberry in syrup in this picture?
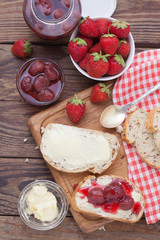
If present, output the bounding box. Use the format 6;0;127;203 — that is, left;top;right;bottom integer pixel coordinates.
68;37;87;62
117;39;130;59
100;34;119;56
12;39;32;58
110;20;130;39
90;83;112;103
66;94;86;123
107;54;125;76
79;17;99;38
86;52;110;78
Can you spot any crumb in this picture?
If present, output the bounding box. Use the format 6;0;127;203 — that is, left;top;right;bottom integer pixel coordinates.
116;125;123;134
40;127;45;134
127;105;137;114
98;226;105;231
35;146;39;150
23;138;28;143
25;158;29;163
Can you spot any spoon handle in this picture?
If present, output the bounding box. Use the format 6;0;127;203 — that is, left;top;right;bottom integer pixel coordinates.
122;81;160;111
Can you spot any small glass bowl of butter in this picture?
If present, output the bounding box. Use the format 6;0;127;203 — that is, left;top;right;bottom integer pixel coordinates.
18;180;68;230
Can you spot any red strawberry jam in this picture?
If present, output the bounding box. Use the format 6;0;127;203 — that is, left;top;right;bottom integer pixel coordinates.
78;178;142;215
21;76;32;92
120;180;133;195
88;187;105;205
18;58;64;105
104;182;125;202
102;202;119;214
23;0;81;40
119;196;134;210
133;202;142;216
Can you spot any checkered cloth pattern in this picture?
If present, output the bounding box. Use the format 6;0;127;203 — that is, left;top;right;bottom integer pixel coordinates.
112;49;160;224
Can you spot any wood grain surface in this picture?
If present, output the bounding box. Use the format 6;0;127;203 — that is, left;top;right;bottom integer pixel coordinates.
28;85;128;233
0;0;160;239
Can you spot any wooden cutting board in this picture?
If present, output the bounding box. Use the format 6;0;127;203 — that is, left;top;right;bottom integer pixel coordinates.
28;85;128;233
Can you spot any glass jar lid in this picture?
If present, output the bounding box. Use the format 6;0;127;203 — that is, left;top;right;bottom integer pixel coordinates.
81;0;117;18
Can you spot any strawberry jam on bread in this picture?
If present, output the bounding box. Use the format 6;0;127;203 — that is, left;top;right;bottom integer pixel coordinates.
71;175;145;223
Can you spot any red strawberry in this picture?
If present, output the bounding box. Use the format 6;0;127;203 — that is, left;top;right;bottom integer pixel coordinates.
12;39;32;58
86;52;110;78
117;39;130;59
77;34;93;50
68;38;87;62
79;17;99;38
107;54;125;75
89;42;104;54
90;83;112;103
66;94;86;123
100;34;119;56
94;18;111;37
78;52;91;71
110;20;130;39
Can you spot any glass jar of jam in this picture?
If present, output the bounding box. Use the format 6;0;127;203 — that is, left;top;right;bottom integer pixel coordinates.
23;0;82;40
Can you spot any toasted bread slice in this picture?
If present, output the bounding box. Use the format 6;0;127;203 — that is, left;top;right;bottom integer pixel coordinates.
40;124;120;174
71;175;145;223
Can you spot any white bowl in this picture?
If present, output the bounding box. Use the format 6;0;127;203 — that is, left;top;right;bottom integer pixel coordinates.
70;17;135;81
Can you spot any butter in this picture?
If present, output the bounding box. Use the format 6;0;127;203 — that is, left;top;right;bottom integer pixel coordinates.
41;124;111;171
26;185;58;222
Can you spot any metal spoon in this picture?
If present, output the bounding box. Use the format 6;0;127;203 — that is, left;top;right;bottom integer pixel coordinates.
100;81;160;128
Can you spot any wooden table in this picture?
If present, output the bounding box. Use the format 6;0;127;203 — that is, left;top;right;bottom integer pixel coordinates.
0;0;160;239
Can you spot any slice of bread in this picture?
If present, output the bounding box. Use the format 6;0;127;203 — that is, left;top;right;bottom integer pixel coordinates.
146;108;160;151
71;175;145;223
146;107;160;132
154;131;160;151
123;109;148;144
123;109;160;169
40;124;120;174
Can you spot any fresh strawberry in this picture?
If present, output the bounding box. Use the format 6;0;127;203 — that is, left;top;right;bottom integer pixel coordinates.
77;34;93;50
78;52;91;71
117;39;130;59
86;52;110;78
94;18;111;37
110;20;130;39
66;94;86;123
11;39;32;58
68;38;87;62
107;54;125;75
100;34;119;56
90;83;112;103
89;42;104;54
79;17;99;38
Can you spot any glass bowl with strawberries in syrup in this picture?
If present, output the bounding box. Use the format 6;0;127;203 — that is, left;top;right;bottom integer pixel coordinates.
23;0;81;40
16;58;65;106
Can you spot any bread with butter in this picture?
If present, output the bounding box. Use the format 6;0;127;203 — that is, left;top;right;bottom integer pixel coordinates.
40;124;120;174
71;175;145;223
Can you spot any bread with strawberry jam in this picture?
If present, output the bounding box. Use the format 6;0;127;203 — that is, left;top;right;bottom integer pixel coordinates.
71;175;145;223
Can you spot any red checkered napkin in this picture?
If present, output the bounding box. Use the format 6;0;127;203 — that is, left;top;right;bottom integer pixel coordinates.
112;49;160;224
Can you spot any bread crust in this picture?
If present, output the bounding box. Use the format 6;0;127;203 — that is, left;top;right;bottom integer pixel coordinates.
40;124;120;174
146;107;160;132
123;109;146;144
71;175;145;223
